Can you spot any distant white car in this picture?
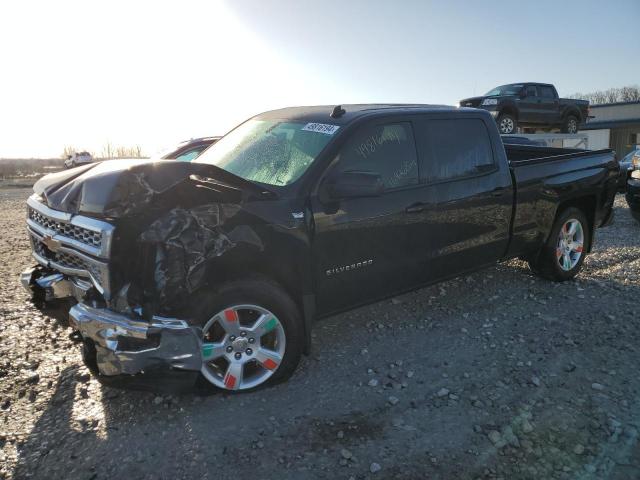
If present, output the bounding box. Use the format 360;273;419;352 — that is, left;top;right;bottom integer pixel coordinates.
64;151;93;169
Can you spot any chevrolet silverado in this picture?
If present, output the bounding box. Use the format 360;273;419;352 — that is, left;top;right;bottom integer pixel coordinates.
21;104;618;392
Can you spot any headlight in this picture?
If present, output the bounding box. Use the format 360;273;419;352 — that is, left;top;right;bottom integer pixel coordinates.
632;155;640;168
481;98;498;106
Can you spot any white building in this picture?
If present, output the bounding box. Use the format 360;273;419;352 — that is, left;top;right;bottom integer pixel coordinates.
581;101;640;156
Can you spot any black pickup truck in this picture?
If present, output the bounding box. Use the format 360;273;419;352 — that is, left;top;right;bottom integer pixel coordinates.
21;104;618;392
460;83;589;135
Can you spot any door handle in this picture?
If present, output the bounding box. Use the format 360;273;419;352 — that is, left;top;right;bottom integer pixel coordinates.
405;203;427;213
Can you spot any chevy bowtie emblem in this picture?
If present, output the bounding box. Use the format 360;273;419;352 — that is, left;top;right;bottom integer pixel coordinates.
42;235;61;253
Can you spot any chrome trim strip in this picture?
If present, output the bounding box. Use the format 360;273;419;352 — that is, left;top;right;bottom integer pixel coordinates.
26;195;72;222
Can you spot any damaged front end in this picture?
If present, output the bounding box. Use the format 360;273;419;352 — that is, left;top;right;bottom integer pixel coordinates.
21;159;270;390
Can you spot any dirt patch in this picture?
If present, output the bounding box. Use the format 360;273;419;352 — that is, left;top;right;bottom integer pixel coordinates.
1;187;640;479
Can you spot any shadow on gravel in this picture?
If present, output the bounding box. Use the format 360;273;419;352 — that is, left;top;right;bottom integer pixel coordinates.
12;365;85;479
11;364;184;479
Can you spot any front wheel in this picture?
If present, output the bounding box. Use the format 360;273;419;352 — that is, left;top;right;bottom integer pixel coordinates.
528;207;590;281
497;113;517;134
562;115;579;134
192;278;304;392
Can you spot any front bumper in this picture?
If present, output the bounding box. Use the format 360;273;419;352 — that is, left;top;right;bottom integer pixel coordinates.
69;303;202;376
22;266;203;387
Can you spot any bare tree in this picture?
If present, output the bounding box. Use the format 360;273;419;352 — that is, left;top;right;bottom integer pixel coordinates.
567;85;640;105
114;145;145;158
61;145;76;159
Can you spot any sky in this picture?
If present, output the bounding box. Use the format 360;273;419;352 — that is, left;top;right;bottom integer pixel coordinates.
0;0;638;158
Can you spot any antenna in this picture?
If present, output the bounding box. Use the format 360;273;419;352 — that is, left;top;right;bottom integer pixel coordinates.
331;105;346;118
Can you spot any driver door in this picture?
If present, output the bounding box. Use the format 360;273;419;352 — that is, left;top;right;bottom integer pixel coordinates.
519;85;541;123
309;120;424;316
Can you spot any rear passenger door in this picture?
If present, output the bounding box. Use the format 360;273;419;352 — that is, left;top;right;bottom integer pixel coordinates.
410;115;514;283
537;86;560;124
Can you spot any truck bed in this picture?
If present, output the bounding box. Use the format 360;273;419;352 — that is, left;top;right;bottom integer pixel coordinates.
505;144;609;164
504;143;618;259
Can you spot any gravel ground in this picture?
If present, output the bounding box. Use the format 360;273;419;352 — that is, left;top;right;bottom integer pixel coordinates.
1;187;639;480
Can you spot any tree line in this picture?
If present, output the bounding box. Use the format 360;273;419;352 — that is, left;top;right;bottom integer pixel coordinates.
567;85;640;105
61;143;145;160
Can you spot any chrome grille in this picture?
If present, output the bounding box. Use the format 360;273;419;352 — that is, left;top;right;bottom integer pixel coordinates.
26;195;114;298
29;207;102;248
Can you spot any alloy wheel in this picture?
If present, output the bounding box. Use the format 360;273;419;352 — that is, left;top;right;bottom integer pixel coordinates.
500;117;515;134
201;304;286;390
556;218;584;271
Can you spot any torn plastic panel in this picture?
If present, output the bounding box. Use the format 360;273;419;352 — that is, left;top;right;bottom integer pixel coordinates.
138;203;264;310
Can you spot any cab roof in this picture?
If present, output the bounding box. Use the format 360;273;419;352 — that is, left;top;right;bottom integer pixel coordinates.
256;104;459;125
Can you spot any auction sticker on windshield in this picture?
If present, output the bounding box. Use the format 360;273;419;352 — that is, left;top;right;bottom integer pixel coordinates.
302;123;340;135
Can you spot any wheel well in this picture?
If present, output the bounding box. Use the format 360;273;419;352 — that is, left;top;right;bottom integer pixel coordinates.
563;109;581;122
205;259;304;316
499;106;518;120
201;254;311;351
555;195;596;250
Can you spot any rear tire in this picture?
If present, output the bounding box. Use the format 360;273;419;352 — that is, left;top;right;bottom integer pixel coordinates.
562;115;579;134
497;113;517;134
528;207;590;281
191;278;304;393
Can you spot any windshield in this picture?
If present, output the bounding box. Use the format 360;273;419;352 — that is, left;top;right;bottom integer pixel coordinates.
195;119;337;186
485;84;523;96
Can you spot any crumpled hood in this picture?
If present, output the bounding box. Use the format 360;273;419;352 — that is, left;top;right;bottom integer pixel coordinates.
33;159;268;218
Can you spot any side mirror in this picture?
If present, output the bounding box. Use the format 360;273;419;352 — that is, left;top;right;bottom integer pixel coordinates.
326;171;384;199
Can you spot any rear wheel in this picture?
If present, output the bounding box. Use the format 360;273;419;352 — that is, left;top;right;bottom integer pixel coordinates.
193;278;303;392
562;115;579;134
497;113;517;134
528;207;590;281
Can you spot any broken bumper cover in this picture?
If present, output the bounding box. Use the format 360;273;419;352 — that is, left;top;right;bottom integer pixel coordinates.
69;303;202;378
20;266;90;302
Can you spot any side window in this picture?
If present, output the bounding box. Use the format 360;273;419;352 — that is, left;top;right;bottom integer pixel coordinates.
540;86;555;98
174;147;205;162
335;122;418;190
421;119;495;183
526;85;538;97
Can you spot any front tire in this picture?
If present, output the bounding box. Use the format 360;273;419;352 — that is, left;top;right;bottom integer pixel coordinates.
497;113;517;134
528;207;590;281
562;115;579;134
192;278;304;392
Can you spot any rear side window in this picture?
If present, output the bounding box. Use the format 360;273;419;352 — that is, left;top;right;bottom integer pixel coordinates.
174;147;206;162
335;122;419;189
539;86;555;98
420;119;495;183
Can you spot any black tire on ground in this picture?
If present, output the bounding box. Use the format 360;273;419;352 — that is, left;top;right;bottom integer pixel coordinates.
497;113;517;134
192;277;304;392
528;207;590;282
562;115;579;134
